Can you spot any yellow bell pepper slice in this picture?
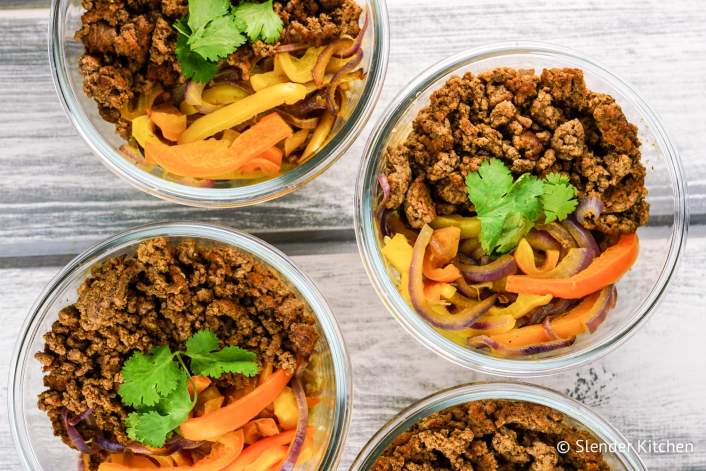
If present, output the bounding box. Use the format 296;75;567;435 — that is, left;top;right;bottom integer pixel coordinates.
284;129;310;157
178;83;307;144
202;83;249;105
381;233;413;274
131;115;157;148
250;70;288;92
299;111;335;163
276;47;324;83
487;293;553;319
430;215;481;239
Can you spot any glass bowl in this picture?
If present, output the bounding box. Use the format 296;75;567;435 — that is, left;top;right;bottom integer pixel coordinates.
355;41;688;376
48;0;389;207
349;382;646;470
8;222;351;470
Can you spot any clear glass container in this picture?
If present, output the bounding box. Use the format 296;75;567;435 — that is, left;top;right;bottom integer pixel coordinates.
48;0;389;207
350;382;646;470
355;42;688;376
8;222;351;470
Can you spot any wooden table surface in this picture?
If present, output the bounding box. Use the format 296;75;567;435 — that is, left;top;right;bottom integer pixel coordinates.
1;0;705;469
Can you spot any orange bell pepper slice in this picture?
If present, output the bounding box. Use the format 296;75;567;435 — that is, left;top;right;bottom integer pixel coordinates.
222;430;296;471
514;238;560;275
149;104;187;142
239;148;283;176
98;430;244;471
506;233;638;299
422;226;462;282
187;375;211;398
180;369;293;441
482;287;612;348
243;445;288;471
145;139;234;178
228;113;292;170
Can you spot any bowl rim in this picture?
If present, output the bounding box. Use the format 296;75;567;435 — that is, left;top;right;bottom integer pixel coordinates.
348;381;647;470
354;40;689;377
8;222;352;470
47;0;390;208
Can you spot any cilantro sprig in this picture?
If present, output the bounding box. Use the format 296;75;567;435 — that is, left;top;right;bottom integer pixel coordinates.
175;0;283;83
118;330;259;447
466;159;578;256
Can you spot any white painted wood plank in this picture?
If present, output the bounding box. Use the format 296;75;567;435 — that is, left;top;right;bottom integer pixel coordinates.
0;0;705;256
1;231;705;469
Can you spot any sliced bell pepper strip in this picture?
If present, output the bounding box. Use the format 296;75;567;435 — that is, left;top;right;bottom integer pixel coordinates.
276;47;324;83
506;233;638;299
179;83;307;144
180;369;293;441
422;226;462;282
145;139;233;178
487;293;553;319
273;387;298;430
238;148;283;176
514;238;560;276
202;83;249;105
98;430;244;471
131;115;157;149
222;430;296;471
187;375;211;398
284;129;310;157
228;113;292;170
299;111;335;163
430;215;481;239
149;104;187;142
242;445;288;471
479;287;613;349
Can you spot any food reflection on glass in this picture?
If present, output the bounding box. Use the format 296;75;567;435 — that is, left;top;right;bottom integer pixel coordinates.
377;67;647;357
77;0;367;184
371;399;611;470
36;238;323;470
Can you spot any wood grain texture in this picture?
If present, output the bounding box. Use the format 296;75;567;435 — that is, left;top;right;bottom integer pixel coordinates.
1;229;705;470
0;0;705;257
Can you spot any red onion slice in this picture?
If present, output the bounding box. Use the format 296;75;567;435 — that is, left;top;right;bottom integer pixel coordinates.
526;230;562;252
576;195;605;226
327;49;364;114
468;314;514;332
527;298;578;324
562;218;599;257
277;110;320;129
184;80;220;114
531;248;593;279
275;43;309;53
62;409;94;454
468;335;576;356
376;173;391;236
336;8;368;58
584;285;617;333
537;222;577;250
460;255;517;282
280;377;308;471
68;408;93;426
542;317;560;340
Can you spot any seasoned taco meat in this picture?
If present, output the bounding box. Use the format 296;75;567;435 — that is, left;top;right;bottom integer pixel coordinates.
76;0;362;137
372;399;610;471
382;67;648;235
36;237;318;455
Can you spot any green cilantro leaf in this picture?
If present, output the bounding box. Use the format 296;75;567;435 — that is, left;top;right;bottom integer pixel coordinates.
233;0;284;44
466;158;514;215
466;159;579;255
466;159;543;255
173;16;191;37
187;0;230;32
125;371;193;447
175;33;219;83
189;15;246;61
118;346;181;409
542;172;578;223
185;329;259;378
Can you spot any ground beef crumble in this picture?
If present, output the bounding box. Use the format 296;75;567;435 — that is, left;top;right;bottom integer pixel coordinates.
76;0;361;137
372;400;610;471
35;237;319;459
383;67;649;235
